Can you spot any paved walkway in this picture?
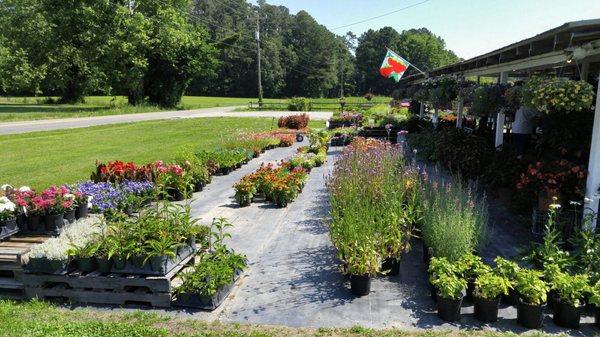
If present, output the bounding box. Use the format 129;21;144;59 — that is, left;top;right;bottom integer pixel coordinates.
0;107;333;135
71;140;595;335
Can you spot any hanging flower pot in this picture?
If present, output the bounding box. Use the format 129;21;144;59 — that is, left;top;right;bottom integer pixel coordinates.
350;274;371;297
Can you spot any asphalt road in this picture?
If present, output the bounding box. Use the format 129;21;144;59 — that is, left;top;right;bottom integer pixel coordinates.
0;107;333;135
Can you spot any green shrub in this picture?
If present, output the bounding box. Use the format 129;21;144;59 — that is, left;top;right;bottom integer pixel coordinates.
551;272;589;307
515;269;548;305
474;272;510;300
287;97;312;111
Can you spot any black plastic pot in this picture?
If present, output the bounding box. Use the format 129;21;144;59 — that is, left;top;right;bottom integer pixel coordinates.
501;287;519;305
131;255;146;268
97;258;112;273
194;181;204;192
64;209;76;223
381;258;400;276
474;296;500;323
517;300;546;329
430;282;438;302
150;255;169;273
437;295;463;322
0;218;17;231
16;213;27;231
168;189;185;202
44;213;65;232
220;167;232;175
465;278;475;302
75;203;89;219
547;289;558;311
27;214;43;232
350;274;371;297
595;306;600;327
77;257;97;273
553;300;584;329
113;258;127;270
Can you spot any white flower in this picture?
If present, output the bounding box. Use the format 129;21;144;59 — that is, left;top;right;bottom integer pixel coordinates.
549;203;562;210
18;186;31;192
0;197;15;213
0;184;13;191
64;193;75;200
570;201;582;206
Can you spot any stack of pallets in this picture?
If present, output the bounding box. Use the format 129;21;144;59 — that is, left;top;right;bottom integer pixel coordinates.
0;235;48;300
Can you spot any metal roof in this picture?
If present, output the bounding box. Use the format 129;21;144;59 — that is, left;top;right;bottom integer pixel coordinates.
403;18;600;83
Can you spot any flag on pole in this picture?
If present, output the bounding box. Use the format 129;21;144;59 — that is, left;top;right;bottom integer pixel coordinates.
380;49;410;82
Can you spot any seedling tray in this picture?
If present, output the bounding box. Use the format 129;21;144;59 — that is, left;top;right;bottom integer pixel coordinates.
111;244;197;276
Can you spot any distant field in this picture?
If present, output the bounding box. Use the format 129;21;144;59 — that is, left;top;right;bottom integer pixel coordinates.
0;96;288;122
0;96;390;122
0;117;325;189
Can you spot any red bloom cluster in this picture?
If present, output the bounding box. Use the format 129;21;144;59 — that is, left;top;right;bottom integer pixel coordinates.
517;159;587;197
93;160;153;183
153;161;183;176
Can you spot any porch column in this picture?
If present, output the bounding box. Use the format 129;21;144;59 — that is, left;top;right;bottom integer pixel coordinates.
495;71;509;148
583;71;600;229
456;98;464;128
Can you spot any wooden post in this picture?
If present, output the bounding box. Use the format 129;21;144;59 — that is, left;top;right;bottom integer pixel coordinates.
583;71;600;230
419;102;424;119
456;98;464;128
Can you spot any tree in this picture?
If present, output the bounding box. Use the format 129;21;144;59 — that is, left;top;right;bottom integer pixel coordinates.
355;27;460;95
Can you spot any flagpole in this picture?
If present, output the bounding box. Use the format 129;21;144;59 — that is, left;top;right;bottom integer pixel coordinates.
385;47;428;77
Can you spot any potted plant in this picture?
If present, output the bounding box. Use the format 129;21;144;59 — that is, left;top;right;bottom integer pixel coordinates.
428;257;460;302
493;256;520;305
72;188;90;219
40;186;74;232
233;176;256;207
63;193;77;223
432;272;466;322
515;269;548;329
67;240;100;273
551;272;589;329
457;253;491;301
588;280;600;327
344;240;379;297
0;196;18;239
473;272;511;322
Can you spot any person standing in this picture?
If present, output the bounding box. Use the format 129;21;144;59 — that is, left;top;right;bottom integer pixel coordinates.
512;105;538;158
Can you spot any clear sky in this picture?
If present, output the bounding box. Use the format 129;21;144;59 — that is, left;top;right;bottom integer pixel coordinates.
251;0;600;60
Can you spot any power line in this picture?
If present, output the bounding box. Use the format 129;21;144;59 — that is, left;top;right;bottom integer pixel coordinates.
331;0;431;31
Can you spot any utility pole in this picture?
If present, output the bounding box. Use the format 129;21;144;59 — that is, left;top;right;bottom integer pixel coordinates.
340;58;344;98
255;14;263;107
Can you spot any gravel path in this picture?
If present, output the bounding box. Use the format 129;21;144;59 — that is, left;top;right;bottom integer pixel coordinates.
0;108;333;135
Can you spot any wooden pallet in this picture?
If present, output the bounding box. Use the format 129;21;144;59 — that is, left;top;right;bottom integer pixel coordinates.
0;235;48;299
24;253;195;307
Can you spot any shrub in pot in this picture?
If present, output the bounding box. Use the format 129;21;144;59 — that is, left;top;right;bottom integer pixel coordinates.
493;257;520;305
588;280;600;327
515;269;548;329
432;272;466;322
551;272;589;329
233;176;256;207
345;241;380;297
457;253;491;301
473;272;511;322
428;257;460;302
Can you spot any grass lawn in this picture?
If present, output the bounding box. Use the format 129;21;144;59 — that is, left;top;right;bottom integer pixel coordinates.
0;96;286;122
0;300;544;337
0;117;324;190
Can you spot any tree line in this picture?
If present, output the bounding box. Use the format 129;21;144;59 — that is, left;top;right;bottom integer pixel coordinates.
0;0;460;107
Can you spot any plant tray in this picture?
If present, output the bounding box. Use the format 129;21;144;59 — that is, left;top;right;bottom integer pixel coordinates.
173;271;242;310
0;226;19;241
25;257;75;275
111;244;197;276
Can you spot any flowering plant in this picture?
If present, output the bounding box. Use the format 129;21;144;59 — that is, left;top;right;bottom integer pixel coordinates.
92;160;153;183
517;159;587;199
0;196;16;221
233;176;257;206
154;161;193;199
38;186;76;215
529;77;595;114
77;181;124;213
